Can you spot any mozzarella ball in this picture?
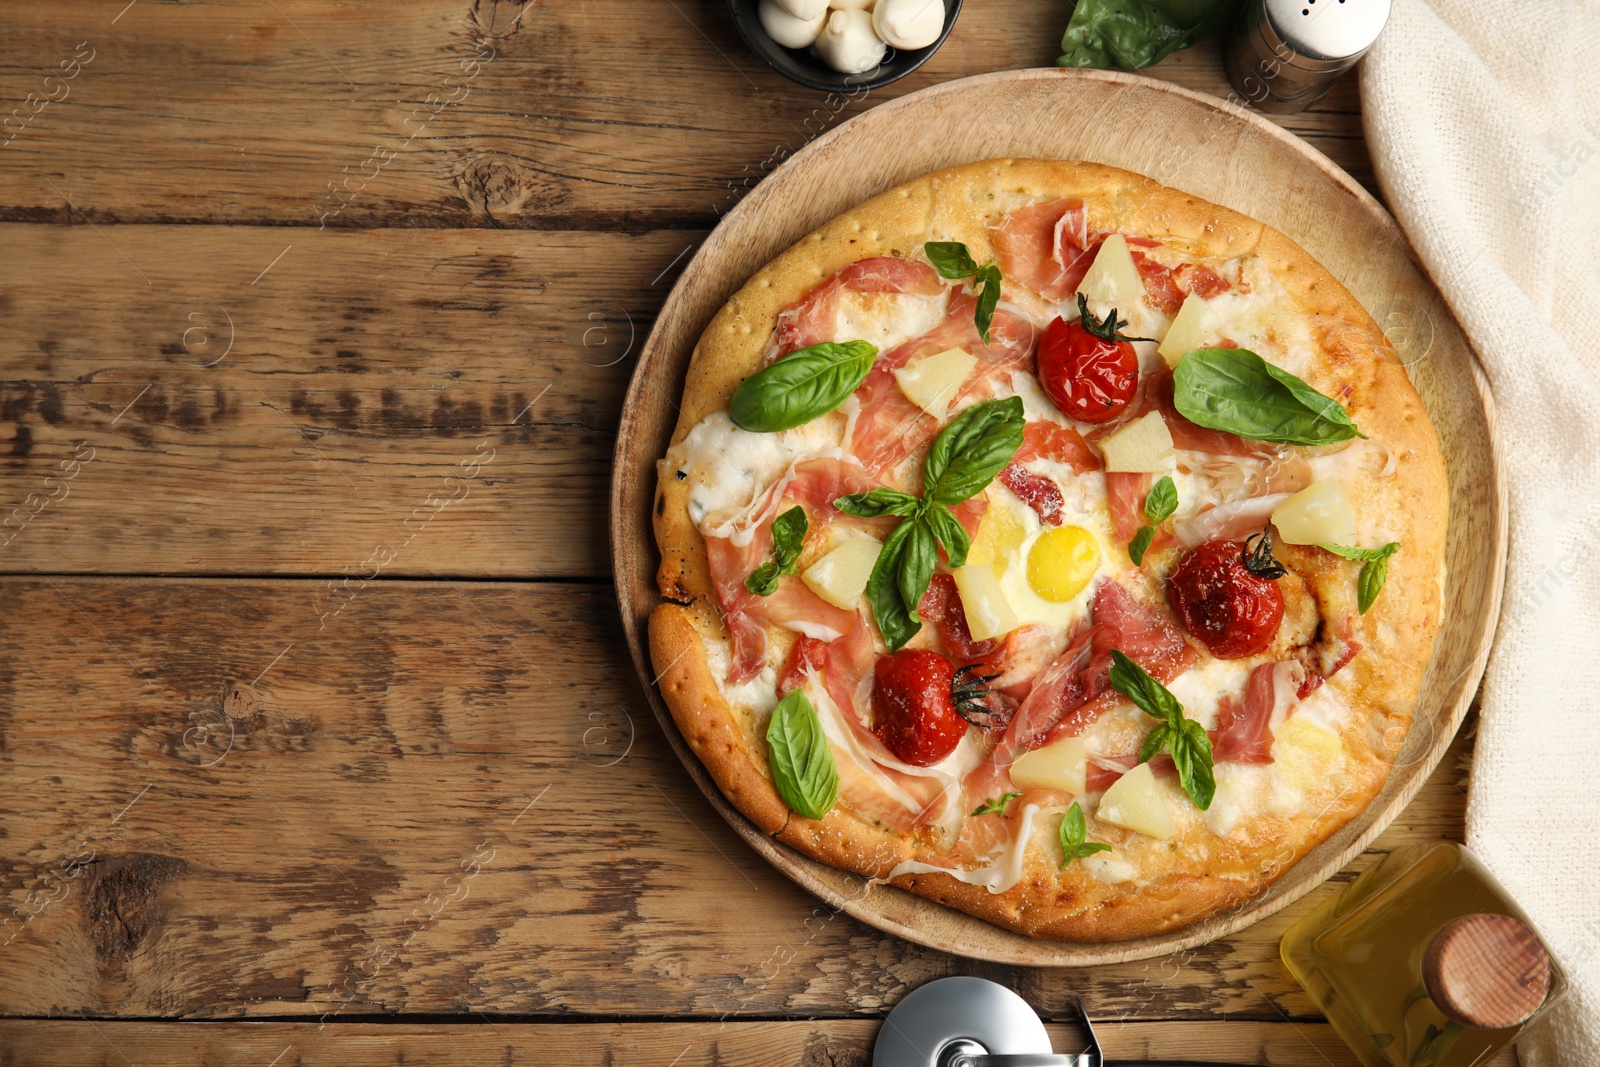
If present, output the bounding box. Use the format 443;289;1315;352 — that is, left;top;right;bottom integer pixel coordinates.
814;8;886;73
759;0;827;47
828;0;875;9
773;0;829;20
871;0;944;48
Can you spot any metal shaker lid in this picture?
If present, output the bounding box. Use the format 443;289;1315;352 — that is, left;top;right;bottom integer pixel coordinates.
1262;0;1392;62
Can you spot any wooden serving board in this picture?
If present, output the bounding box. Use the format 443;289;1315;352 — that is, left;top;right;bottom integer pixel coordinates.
611;68;1504;966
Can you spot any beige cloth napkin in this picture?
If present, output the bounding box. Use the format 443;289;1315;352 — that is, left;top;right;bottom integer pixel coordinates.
1362;2;1600;1062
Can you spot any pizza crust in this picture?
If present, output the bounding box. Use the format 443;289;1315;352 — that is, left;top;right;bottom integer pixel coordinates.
648;159;1448;942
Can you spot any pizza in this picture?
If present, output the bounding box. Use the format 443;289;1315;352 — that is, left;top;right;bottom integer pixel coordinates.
648;159;1447;941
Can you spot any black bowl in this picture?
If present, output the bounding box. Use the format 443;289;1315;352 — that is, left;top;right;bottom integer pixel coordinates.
728;0;963;93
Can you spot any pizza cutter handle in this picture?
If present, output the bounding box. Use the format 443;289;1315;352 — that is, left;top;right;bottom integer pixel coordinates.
949;1056;1088;1067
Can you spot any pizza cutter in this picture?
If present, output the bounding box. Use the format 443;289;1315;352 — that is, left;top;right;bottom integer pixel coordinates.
872;977;1252;1067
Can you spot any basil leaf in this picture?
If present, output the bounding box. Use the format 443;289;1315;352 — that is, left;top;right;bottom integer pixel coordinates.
834;487;922;518
1169;719;1216;810
1144;475;1178;524
924;503;972;569
1128;525;1156;566
923;396;1026;505
1059;801;1113;865
1318;541;1401;564
1137;721;1170;764
863;517;923;651
923;243;1004;344
745;506;808;596
1058;0;1242;71
897;518;938;629
924;241;980;279
1357;557;1392;614
1172;348;1364;446
1260;359;1366;440
746;560;780;598
1319;542;1400;614
765;688;839;820
729;340;878;433
853;400;1020;649
974;263;1002;344
972;791;1022;817
1108;649;1184;724
1115;650;1215;810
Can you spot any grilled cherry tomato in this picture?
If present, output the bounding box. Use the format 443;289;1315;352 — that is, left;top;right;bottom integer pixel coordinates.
1167;538;1284;659
871;648;988;766
1036;294;1150;424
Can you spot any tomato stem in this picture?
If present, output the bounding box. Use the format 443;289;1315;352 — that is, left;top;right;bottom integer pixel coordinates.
1076;293;1157;344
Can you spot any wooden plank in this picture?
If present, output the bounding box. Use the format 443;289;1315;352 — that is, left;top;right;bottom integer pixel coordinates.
0;225;688;577
0;2;1373;229
0;577;1471;1020
0;1019;1520;1066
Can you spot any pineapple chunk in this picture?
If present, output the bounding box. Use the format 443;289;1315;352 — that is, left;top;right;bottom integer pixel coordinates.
1009;736;1088;795
1272;716;1344;792
1272;478;1357;546
1100;410;1176;473
951;563;1020;642
1158;292;1216;367
966;497;1028;576
1076;234;1145;308
1096;762;1177;840
800;535;881;611
892;347;978;418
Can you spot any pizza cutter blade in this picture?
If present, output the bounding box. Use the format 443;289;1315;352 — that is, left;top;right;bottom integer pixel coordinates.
871;977;1089;1067
873;977;1257;1067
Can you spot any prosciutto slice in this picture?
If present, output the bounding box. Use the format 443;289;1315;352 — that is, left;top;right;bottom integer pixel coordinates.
1172;493;1291;548
1005;580;1197;752
1015;419;1099;474
992;198;1100;301
773;256;943;355
850;289;1035;478
917;573;1001;665
1132;252;1232;316
704;458;880;683
998;463;1063;526
1211;660;1305;763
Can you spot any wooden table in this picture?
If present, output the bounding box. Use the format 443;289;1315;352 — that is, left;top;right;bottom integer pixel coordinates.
0;2;1503;1063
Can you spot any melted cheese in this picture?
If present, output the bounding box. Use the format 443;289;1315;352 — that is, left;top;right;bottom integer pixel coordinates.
1198;260;1319;378
701;632;780;714
1081;850;1139;884
1164;656;1256;731
1204;763;1272;837
832;289;946;353
663;412;792;529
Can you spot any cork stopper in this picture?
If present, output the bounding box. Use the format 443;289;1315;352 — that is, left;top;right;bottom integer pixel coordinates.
1422;913;1551;1029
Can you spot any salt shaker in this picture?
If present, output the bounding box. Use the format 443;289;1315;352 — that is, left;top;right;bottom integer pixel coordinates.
1281;842;1568;1067
1225;0;1392;114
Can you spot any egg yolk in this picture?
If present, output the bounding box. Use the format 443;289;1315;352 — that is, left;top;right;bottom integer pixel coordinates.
1027;525;1100;603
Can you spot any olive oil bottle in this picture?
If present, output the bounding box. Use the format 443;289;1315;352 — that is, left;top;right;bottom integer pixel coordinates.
1282;843;1566;1067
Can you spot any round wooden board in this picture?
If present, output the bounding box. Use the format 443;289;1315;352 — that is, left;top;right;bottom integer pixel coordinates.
610;68;1505;966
